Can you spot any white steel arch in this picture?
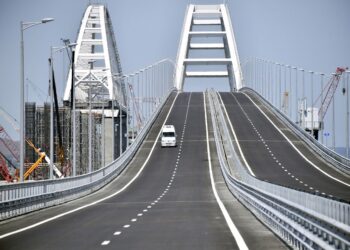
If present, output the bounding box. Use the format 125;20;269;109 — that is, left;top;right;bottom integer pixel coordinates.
63;4;125;106
174;4;243;91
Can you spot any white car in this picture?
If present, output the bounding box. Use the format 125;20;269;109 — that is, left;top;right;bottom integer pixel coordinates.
161;125;177;147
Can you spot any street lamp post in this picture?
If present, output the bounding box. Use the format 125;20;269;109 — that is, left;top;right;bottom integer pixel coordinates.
20;18;54;182
346;71;349;158
331;73;336;151
292;67;297;122
289;65;292;118
320;73;325;144
309;71;314;137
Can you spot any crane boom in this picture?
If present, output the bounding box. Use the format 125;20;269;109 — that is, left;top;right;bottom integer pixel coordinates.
0;107;64;180
318;67;347;121
0;125;20;163
128;83;143;130
0;153;15;182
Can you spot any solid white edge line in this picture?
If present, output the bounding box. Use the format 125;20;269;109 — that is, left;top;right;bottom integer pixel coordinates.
0;92;180;240
204;92;249;250
242;92;350;187
218;93;256;177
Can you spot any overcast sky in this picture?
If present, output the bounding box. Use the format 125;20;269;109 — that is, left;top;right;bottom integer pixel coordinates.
0;0;349;145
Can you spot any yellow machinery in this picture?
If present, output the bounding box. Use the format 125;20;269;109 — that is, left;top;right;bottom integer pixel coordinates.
23;139;46;180
24;139;63;180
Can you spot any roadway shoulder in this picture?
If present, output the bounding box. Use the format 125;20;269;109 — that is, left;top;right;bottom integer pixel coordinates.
206;95;289;250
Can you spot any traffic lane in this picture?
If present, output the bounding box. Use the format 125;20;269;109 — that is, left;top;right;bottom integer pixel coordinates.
0;92;185;250
220;92;307;188
224;92;350;201
244;90;350;188
107;93;191;203
111;93;238;249
220;92;261;142
0;92;178;237
234;93;350;200
206;95;289;249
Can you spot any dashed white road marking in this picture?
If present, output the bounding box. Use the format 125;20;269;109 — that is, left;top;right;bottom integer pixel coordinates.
123;224;130;228
101;240;110;246
0;93;181;241
131;218;137;222
114;231;121;236
243;92;350;188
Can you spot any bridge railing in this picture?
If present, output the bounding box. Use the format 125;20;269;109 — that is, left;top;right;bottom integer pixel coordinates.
241;87;350;175
207;89;350;249
242;58;350;161
0;59;175;220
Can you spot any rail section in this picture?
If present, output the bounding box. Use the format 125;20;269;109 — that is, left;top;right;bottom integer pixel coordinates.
207;89;350;249
0;89;175;221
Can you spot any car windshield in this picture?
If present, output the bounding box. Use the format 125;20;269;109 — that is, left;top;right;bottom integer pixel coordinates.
163;132;175;137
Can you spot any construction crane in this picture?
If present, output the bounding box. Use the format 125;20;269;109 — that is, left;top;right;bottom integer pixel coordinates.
128;83;144;130
0;125;20;164
24;139;63;180
300;67;348;139
0;125;19;182
315;67;348;121
0;153;15;182
0;106;63;180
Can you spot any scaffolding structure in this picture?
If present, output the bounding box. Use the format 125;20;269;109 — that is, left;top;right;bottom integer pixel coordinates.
24;102;105;179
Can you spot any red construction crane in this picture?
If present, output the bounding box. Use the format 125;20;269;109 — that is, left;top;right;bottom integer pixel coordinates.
0;153;15;182
0;125;20;163
128;83;144;130
315;67;348;121
0;125;19;182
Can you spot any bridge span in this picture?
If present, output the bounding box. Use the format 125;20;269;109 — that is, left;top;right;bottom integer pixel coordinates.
0;92;288;249
1;3;349;250
220;91;350;201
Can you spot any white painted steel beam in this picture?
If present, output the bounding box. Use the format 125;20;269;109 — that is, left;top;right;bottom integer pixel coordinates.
189;31;226;37
175;4;243;91
184;58;232;65
220;4;243;90
174;4;195;92
193;19;221;25
63;4;125;106
186;71;228;77
190;43;224;49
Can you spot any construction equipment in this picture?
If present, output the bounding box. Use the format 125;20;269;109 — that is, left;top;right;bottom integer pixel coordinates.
299;67;348;139
24;139;63;180
316;67;348;121
0;153;17;182
127;83;143;130
0;125;19;182
0;106;63;180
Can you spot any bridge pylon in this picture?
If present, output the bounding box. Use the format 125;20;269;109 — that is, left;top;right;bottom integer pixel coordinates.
174;4;243;92
63;4;126;107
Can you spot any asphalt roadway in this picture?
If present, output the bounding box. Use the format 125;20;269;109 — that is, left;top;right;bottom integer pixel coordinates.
0;92;287;250
220;92;350;202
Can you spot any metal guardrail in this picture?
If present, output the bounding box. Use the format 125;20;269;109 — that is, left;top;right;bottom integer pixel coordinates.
207;89;350;249
0;89;175;220
241;87;350;175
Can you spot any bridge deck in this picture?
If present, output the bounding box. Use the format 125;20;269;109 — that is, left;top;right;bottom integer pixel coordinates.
220;92;350;201
0;92;287;250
